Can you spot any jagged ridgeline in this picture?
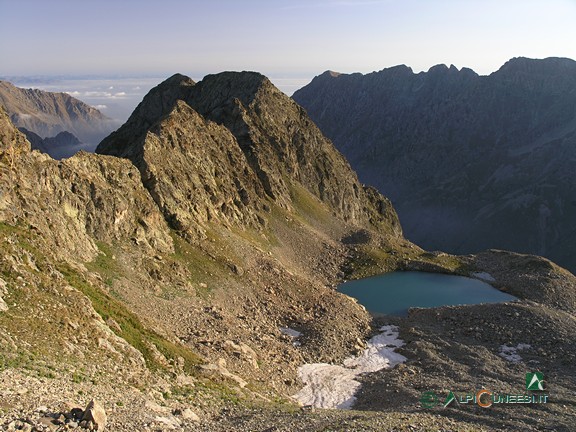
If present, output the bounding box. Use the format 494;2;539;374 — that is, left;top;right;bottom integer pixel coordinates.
97;72;402;239
293;57;576;273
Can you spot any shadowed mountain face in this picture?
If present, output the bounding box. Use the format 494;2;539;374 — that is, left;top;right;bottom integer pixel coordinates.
293;57;576;272
0;80;116;154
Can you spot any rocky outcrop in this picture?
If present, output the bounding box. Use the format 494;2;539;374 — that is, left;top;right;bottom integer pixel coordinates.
293;57;576;272
98;72;402;238
81;400;107;431
0;80;115;147
0;107;173;263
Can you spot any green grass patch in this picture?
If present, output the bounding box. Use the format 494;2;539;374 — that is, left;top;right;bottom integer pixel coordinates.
85;241;121;287
59;263;203;374
344;247;398;279
170;231;224;296
288;183;332;224
415;251;473;274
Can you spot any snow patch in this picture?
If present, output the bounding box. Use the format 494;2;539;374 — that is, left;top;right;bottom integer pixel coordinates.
499;343;531;363
280;327;302;338
293;325;406;409
280;327;302;347
471;272;496;282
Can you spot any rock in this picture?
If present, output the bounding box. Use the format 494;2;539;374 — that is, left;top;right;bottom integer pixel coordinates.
105;318;122;333
200;362;248;388
38;417;58;431
154;416;180;429
180;408;200;422
223;340;259;369
144;400;171;414
36;405;49;413
81;400;107;431
0;277;7;312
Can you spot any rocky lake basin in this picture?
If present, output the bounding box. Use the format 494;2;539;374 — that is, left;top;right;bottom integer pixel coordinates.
339;271;518;316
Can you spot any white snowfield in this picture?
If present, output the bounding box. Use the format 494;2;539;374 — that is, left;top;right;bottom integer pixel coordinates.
293;325;407;409
499;343;531;363
279;327;302;338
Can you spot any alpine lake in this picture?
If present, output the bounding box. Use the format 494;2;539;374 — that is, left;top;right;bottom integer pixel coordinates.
339;271;517;316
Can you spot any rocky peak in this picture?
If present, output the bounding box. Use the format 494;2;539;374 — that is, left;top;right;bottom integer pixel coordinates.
496;56;576;75
191;71;271;113
492;57;576;93
316;70;343;80
97;73;195;159
98;72;402;238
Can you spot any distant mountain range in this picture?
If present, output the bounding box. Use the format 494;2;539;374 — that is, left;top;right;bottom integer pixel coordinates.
293;57;576;272
17;127;93;159
0;80;116;157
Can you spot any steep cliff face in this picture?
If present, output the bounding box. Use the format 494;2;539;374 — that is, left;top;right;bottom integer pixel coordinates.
0;80;116;149
98;72;402;238
0;108;173;263
293;57;576;272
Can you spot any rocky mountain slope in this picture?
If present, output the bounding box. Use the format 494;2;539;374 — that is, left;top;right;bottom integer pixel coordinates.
0;80;116;153
293;57;576;273
0;74;413;429
1;71;575;431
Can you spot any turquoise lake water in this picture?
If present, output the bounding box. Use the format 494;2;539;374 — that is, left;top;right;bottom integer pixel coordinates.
339;271;517;316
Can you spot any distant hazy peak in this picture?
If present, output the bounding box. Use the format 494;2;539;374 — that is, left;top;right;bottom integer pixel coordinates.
0;80;114;147
317;70;342;78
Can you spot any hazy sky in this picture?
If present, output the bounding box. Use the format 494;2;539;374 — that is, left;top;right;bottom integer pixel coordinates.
1;0;575;79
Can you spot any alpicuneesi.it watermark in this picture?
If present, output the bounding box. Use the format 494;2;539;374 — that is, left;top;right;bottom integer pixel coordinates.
420;372;549;409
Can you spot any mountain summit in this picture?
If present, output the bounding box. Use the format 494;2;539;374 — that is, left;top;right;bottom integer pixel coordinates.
98;72;402;239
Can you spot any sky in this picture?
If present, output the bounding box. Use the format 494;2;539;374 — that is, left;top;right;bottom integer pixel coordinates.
1;0;575;78
1;0;576;120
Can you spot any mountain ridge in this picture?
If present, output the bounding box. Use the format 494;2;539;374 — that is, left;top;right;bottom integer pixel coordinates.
293;56;576;272
0;79;116;153
98;72;402;239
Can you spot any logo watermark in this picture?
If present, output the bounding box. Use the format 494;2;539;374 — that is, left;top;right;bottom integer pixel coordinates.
526;372;544;391
420;372;549;409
